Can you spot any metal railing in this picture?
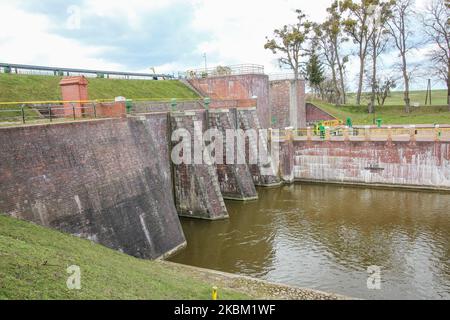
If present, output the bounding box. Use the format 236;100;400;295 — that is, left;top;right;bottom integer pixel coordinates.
0;63;174;80
0;97;260;126
0;100;118;126
270;126;450;142
180;64;265;79
268;73;302;81
130;98;257;114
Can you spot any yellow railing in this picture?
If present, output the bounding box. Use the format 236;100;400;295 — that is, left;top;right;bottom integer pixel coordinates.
322;119;343;127
0;99;115;106
270;126;450;142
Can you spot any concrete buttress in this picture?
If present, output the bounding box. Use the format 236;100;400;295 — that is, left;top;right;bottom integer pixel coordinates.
207;109;258;201
169;111;229;220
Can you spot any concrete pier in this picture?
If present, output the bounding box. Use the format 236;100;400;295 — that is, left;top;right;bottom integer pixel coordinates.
169;111;229;220
0;118;187;260
237;107;281;187
207;109;258;201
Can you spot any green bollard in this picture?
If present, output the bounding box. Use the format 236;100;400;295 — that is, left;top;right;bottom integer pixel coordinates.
319;124;326;140
346;117;353;128
376;118;382;128
125;99;133;114
171;98;177;112
204;97;211;110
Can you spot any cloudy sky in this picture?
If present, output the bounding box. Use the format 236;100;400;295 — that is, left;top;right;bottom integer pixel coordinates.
0;0;441;89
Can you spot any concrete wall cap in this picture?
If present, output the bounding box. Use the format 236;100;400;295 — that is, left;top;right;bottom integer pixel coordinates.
59;76;89;86
171;111;196;116
209;109;230;114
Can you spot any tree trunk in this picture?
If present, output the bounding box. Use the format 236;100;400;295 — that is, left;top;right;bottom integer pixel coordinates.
338;64;346;105
331;65;340;105
401;53;410;113
356;54;365;106
369;43;377;114
447;81;450;111
447;61;450;111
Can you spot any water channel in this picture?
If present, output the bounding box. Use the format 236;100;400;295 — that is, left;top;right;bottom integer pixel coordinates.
170;183;450;299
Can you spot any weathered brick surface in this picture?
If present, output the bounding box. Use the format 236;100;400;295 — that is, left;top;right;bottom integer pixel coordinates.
0;119;186;259
237;108;281;186
207;110;258;200
269;80;306;128
96;101;126;118
278;138;295;183
140;113;172;189
59;76;89;118
306;103;336;124
189;75;271;128
269;81;290;129
292;140;450;189
169;111;229;220
133;101;204;113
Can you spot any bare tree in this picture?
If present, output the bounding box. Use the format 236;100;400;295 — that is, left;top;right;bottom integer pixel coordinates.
387;0;416;113
265;10;312;128
368;1;393;113
422;0;450;109
264;10;312;80
375;75;397;106
314;1;349;105
341;0;380;106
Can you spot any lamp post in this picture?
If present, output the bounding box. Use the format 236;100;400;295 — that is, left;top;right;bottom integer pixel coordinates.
203;53;208;73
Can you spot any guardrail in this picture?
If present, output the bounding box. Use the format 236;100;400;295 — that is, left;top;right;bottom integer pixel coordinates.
268;73;300;81
0;100;125;126
0;63;173;80
271;126;450;142
130;98;258;114
0;97;259;126
180;64;265;79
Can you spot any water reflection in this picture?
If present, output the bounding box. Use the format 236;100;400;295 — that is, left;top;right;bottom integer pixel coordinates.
170;184;450;299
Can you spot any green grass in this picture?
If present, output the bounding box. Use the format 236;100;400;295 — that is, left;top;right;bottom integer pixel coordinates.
310;97;450;125
0;73;199;122
0;214;249;300
0;73;199;103
346;89;449;106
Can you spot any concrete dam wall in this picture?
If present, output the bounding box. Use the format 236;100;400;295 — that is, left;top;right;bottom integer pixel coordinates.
292;140;450;190
0;119;186;259
2;109;449;261
188;74;271;128
169;111;229;220
0;107;267;259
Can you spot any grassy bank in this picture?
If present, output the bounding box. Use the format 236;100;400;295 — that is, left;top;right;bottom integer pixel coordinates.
345;89;449;106
0;73;199;103
0;73;199;122
0;215;248;300
310;99;450;125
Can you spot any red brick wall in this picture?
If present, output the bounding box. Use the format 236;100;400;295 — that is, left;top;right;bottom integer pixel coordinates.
306;103;336;124
96;101;126;118
269;80;306;129
59;76;89;118
292;140;450;189
0;119;186;259
269;81;290;129
189;74;270;128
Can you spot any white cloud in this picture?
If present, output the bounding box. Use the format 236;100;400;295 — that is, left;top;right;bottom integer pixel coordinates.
0;2;123;70
188;0;331;73
0;0;443;90
80;0;180;30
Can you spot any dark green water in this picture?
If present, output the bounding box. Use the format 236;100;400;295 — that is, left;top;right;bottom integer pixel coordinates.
170;184;450;300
